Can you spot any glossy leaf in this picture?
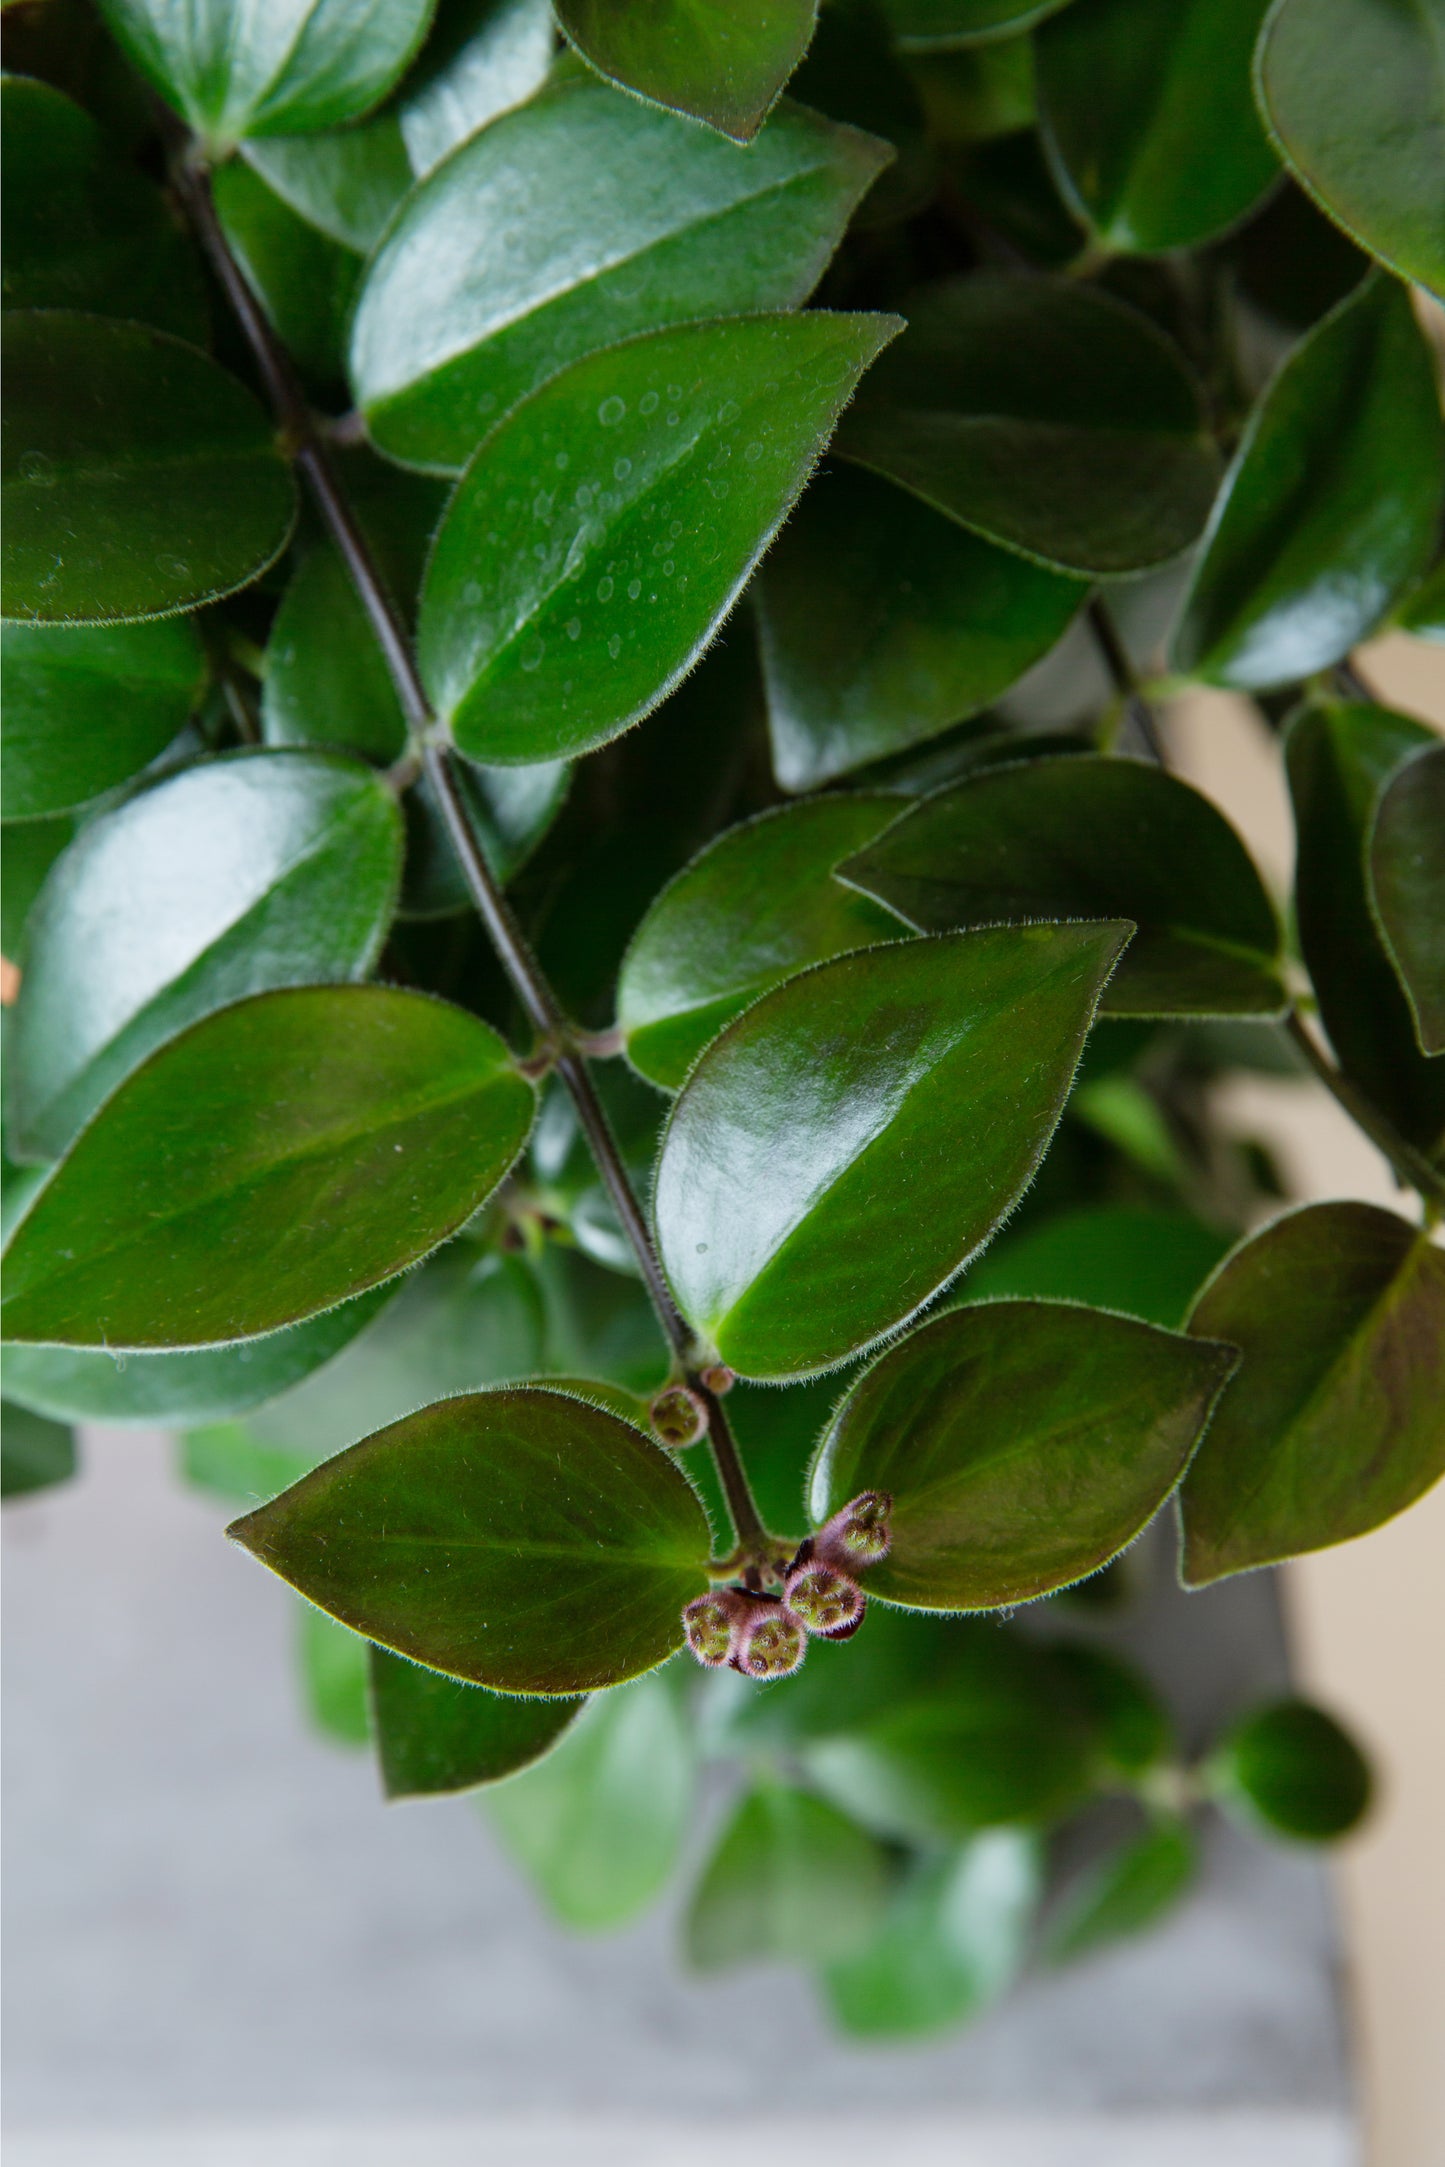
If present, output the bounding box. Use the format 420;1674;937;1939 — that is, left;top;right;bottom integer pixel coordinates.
297;1606;371;1749
1257;0;1445;300
1180;1202;1445;1584
419;312;898;764
1173;276;1444;688
655;922;1129;1379
399;0;556;175
96;0;436;147
962;1206;1232;1330
820;1834;1040;2039
837;273;1217;577
228;1387;711;1691
351;76;890;472
242;120;413;253
1;74;207;340
1;987;534;1349
686;1781;891;1971
2;312;296;626
9;751;405;1162
555;0;817;142
879;0;1074;44
841;755;1285;1018
1369;742;1445;1057
1;617;205;821
485;1672;693;1928
755;463;1084;789
1035;0;1279;253
369;1645;583;1797
617;794;904;1088
1;1401;77;1500
0;816;74;958
811;1300;1235;1609
1046;1814;1198;1963
212;159;360;384
1211;1698;1372;1842
1286;701;1445;1156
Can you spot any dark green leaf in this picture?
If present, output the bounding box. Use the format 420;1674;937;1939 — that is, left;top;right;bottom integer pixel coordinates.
9;750;405;1161
617;793;904;1088
1180;1202;1445;1584
962;1206;1232;1329
1035;0;1279;253
1257;0;1445;300
811;1300;1235;1608
820;1835;1040;2038
1369;741;1445;1057
805;1690;1094;1839
1;986;535;1348
0;815;74;958
685;1781;891;1971
1048;1643;1174;1778
484;1672;693;1927
242;119;413;253
787;0;935;230
1398;555;1445;643
879;0;1073;44
1173;276;1444;687
2;312;297;626
1;617;205;820
297;1606;371;1748
555;0;818;142
655;922;1129;1379
1;1400;77;1500
263;546;413;764
755;464;1084;788
212;159;361;385
351;76;890;471
1210;1698;1372;1842
1286;701;1445;1155
95;0;436;147
1;73;207;340
1046;1814;1198;1962
398;0;556;174
841;755;1285;1018
228;1386;711;1691
419;311;898;764
370;1644;582;1796
837;273;1217;577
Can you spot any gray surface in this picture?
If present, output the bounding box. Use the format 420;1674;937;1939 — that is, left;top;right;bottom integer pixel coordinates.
4;1429;1355;2139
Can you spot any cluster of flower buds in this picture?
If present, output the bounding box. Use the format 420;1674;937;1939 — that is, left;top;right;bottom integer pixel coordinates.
683;1491;892;1681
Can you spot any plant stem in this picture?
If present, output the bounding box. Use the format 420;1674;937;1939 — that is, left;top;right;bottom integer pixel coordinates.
1088;595;1167;765
1285;1011;1445;1210
170;142;770;1557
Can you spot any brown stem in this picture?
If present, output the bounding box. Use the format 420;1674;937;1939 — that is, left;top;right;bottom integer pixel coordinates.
1285;1011;1445;1210
1088;595;1167;766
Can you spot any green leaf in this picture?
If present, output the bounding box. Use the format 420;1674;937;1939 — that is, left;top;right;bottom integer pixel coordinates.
1286;701;1445;1156
212;159;361;385
878;0;1074;45
95;0;436;147
1046;1814;1198;1963
1048;1643;1174;1779
484;1671;693;1928
297;1605;371;1748
1398;555;1445;643
755;463;1085;789
1369;741;1445;1057
351;75;890;472
370;1644;583;1797
0;74;207;341
554;0;818;142
242;119;413;253
2;312;297;626
837;273;1217;578
398;0;556;175
961;1206;1232;1329
1;617;205;821
1;815;74;958
655;922;1129;1379
1257;0;1445;301
227;1386;711;1691
419;311;898;764
840;754;1286;1018
1;1400;77;1500
1173;276;1444;688
8;750;405;1161
617;794;904;1089
1035;0;1279;253
1;986;535;1349
1210;1697;1372;1842
2;1285;394;1431
685;1781;891;1971
820;1834;1040;2039
810;1300;1235;1609
1180;1202;1445;1584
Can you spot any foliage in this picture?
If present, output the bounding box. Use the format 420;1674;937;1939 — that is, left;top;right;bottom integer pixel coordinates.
3;0;1440;2041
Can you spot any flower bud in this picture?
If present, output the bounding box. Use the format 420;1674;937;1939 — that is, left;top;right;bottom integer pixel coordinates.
650;1384;707;1449
735;1598;807;1680
814;1489;892;1570
683;1589;745;1667
785;1559;865;1639
699;1363;736;1395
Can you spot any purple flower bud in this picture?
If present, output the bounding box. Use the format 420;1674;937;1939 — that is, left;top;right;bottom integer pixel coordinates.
735;1598;807;1680
814;1489;892;1571
784;1558;865;1639
650;1384;707;1448
683;1589;745;1667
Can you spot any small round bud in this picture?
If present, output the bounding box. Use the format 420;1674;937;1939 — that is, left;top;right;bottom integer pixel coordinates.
785;1559;865;1639
736;1599;808;1680
650;1384;707;1448
814;1489;893;1570
683;1590;744;1667
699;1364;736;1395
